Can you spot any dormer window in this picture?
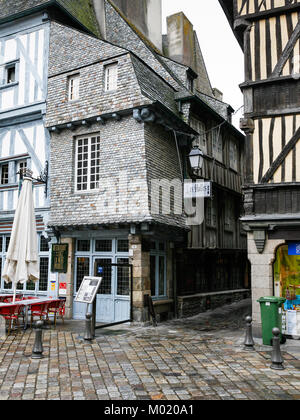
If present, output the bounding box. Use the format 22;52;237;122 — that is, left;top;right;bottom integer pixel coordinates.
68;74;80;101
104;63;118;92
187;76;194;92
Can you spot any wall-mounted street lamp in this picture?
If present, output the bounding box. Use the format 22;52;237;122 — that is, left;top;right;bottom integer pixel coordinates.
17;162;49;197
188;146;204;174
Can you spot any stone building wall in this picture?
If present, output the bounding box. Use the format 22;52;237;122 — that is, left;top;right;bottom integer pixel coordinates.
247;232;284;334
49;117;151;228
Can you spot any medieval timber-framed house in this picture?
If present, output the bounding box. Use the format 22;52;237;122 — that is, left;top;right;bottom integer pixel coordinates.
0;0;248;324
220;0;300;335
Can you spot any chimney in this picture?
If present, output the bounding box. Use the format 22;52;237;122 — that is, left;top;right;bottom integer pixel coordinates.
166;12;195;70
213;88;223;102
93;0;162;51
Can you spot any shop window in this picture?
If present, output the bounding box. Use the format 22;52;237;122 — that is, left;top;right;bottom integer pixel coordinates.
117;239;129;253
117;258;129;296
274;245;300;337
150;240;166;299
95;240;112;253
77;240;91;252
75;135;101;192
0;234;49;293
76;257;90;292
104;63;118;92
68;74;80;101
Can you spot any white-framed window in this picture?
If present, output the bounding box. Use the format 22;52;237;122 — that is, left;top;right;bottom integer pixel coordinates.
75;135;101;192
1;234;50;293
150;241;167;299
0;164;9;185
16;159;27;180
104;63;118;92
212;127;223;162
6;64;16;84
68;74;80;101
189;117;207;154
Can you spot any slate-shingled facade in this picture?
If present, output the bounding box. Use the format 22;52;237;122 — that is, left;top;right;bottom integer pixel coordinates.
0;0;249;323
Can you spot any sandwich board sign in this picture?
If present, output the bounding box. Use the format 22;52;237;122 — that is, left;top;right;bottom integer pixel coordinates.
74;276;102;304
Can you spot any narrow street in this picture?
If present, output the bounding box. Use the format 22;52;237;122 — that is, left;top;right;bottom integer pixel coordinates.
0;300;299;401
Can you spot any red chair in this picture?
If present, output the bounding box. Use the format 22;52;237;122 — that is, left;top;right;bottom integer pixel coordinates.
47;300;65;327
30;302;49;327
0;305;23;335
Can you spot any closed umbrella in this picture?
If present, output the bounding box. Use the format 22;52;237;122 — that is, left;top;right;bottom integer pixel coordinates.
2;172;39;302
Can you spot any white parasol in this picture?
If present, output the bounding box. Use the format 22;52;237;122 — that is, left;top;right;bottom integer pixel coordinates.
2;172;39;302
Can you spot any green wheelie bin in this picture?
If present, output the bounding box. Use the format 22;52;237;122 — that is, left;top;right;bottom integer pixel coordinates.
257;296;286;346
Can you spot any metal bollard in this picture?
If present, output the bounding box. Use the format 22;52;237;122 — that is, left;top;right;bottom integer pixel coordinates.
270;328;285;370
31;320;44;359
244;315;255;351
84;313;93;341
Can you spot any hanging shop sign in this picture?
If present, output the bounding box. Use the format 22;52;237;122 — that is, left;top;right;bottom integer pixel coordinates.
184;181;212;199
74;276;102;304
51;244;68;273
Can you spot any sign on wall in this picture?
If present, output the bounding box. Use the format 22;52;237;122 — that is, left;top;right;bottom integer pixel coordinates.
51;244;69;273
184;181;212;199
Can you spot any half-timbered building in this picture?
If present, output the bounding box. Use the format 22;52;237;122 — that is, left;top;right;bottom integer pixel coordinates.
220;0;300;336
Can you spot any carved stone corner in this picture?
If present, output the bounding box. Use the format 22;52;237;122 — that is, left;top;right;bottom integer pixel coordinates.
253;230;266;254
240;118;255;134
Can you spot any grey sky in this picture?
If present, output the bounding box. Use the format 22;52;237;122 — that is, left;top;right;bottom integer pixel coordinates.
162;0;244;128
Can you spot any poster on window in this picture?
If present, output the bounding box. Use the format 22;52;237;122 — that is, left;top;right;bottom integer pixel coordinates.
274;245;300;338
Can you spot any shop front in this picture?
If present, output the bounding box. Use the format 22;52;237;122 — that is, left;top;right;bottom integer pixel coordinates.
274;244;300;339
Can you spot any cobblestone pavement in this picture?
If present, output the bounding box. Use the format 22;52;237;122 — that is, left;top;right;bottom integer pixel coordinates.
0;299;299;401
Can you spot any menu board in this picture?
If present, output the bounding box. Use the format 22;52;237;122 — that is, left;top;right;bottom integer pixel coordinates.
74;277;102;304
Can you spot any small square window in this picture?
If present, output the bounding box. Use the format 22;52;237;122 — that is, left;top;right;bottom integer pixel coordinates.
104;63;118;92
6;65;16;84
0;164;9;185
68;74;80;101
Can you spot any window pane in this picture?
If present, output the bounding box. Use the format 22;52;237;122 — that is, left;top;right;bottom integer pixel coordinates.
1;164;9;185
5;237;10;252
40;235;49;252
117;258;129;296
150;255;156;296
158;256;165;296
95;240;112;252
77;240;90;252
96;259;112;295
117;240;129;253
38;257;49;291
7;65;15;84
76;257;90;292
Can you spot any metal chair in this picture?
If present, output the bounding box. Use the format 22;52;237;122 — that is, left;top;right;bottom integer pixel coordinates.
47;300;66;327
29;302;50;328
0;305;23;335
